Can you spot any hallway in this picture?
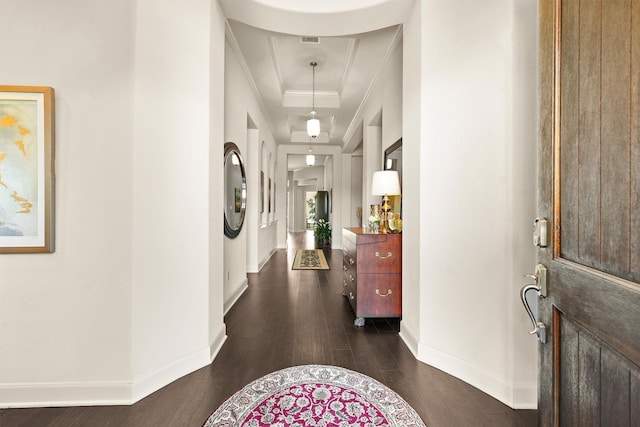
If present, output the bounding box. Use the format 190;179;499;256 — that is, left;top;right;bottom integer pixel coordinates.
1;232;537;426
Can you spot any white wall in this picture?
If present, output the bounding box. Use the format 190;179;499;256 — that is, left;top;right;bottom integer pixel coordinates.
132;0;214;401
0;0;227;407
0;0;135;406
223;40;250;306
224;35;278;303
293;182;308;232
246;128;260;271
401;0;538;408
350;156;364;227
324;156;334;193
398;0;423;381
209;0;228;362
349;40;403;218
293;166;324;187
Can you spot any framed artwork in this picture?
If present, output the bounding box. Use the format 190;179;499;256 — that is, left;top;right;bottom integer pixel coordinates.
0;86;55;253
260;171;264;213
268;178;272;213
234;188;241;212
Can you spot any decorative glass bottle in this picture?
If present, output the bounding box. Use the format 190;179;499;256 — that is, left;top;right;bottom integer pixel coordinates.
369;204;381;232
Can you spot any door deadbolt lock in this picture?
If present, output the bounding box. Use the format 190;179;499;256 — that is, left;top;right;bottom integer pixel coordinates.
533;217;549;248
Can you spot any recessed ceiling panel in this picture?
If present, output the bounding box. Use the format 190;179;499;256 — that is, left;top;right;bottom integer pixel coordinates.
227;19;401;148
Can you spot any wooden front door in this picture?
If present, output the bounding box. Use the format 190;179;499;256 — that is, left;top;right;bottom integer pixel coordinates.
538;0;640;425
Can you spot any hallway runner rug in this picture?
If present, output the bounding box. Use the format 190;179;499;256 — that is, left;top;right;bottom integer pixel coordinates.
203;364;426;427
291;249;330;270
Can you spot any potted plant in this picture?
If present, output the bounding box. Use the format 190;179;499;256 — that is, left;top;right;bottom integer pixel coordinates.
314;218;332;247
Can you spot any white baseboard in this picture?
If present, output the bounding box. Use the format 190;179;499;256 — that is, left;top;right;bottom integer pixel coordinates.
209;324;227;362
224;278;248;314
248;248;278;273
0;329;229;409
399;321;419;358
511;383;538;409
0;346;211;408
416;342;537;410
131;346;211;404
0;381;131;409
258;248;277;271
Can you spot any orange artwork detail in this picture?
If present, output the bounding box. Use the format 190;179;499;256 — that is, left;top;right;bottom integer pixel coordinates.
18;125;30;135
10;191;33;214
0;115;17;128
14;140;26;155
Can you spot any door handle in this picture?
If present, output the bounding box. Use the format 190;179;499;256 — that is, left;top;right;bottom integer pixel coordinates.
521;265;548;344
520;283;542;335
520;283;547;344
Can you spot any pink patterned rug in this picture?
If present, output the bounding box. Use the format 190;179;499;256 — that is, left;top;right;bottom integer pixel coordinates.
203;365;426;427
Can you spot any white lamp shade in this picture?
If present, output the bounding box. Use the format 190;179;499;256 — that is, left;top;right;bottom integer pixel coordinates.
307;118;320;138
306;154;316;166
371;170;401;196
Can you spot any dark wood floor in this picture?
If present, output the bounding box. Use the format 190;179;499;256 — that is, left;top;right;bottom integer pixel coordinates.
0;232;537;427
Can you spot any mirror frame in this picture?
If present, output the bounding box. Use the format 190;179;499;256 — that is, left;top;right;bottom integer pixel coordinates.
224;142;247;239
384;138;402;171
383;138;402;219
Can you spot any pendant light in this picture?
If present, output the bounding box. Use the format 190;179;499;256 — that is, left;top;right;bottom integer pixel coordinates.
306;137;315;166
306;61;320;138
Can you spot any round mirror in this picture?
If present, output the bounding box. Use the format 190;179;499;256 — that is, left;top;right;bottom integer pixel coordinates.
224;142;246;238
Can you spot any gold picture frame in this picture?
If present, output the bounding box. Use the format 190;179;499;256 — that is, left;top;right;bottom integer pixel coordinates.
0;86;55;253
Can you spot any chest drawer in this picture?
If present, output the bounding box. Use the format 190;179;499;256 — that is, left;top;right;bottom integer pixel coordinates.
355;273;401;318
341;227;402;324
343;259;356;289
343;239;356;268
356;239;401;274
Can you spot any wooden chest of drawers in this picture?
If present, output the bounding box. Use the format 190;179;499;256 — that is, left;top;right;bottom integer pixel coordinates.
342;227;402;326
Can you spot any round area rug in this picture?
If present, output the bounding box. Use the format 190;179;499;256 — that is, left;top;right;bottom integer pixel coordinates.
203;365;426;427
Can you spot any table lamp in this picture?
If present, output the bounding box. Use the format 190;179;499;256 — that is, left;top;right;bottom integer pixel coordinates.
371;170;401;233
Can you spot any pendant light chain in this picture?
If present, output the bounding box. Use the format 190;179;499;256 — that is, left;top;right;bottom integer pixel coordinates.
307;61;320;138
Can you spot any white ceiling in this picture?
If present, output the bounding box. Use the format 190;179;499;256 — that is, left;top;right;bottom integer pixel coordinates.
226;20;401;169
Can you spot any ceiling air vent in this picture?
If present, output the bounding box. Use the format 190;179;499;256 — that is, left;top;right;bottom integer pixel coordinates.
300;36;319;44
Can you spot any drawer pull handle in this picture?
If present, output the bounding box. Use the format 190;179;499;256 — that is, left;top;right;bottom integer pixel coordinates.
376;289;392;297
349;258;355;265
375;251;392;259
343;265;347;271
349;292;355;300
343;280;347;287
350;275;355;282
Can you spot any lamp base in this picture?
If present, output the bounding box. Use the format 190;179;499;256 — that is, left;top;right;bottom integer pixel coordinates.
379;195;391;233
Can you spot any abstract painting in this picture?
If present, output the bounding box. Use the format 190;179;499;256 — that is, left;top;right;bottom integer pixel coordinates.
0;86;54;253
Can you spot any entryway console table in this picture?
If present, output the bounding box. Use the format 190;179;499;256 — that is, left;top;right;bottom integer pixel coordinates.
342;227;402;326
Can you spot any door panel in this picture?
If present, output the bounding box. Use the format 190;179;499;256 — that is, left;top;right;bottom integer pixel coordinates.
538;0;640;425
557;311;640;426
558;0;638;282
